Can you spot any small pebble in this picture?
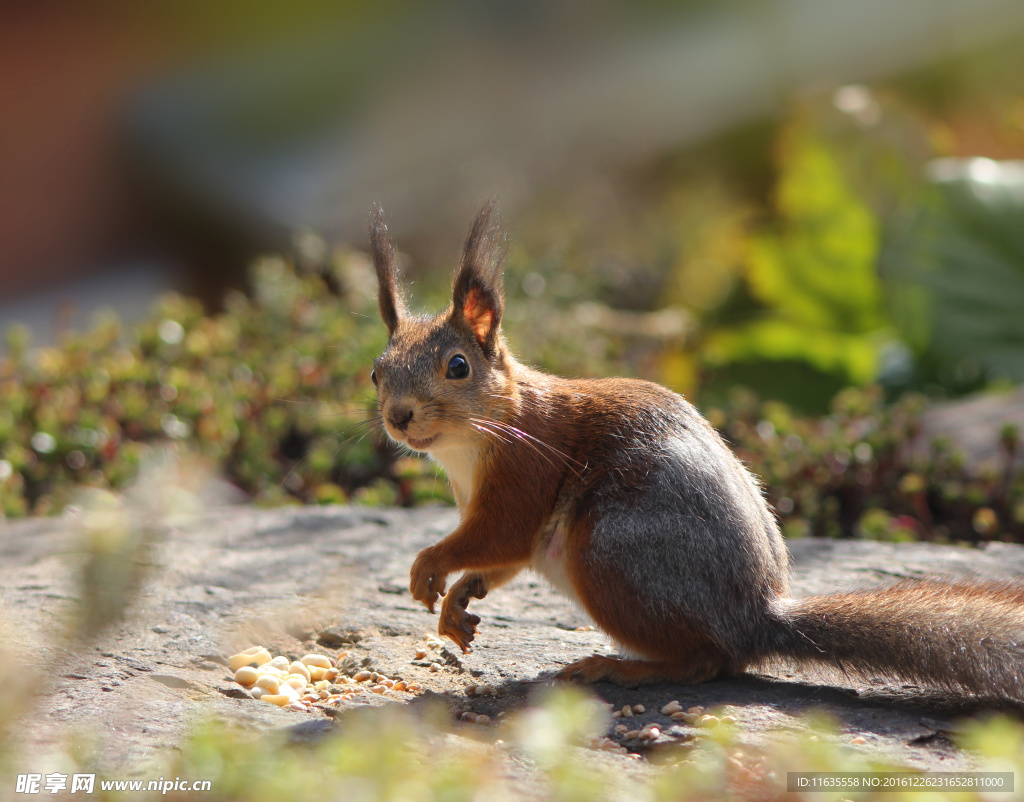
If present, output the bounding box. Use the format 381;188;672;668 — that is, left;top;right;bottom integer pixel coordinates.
414;649;428;660
851;736;867;745
288;662;311;682
475;714;491;726
392;681;407;692
352;670;373;682
661;701;683;715
261;694;290;707
370;684;387;694
429;663;442;673
307;666;327;682
624;730;640;740
460;712;478;723
620;705;633;718
699;715;720;728
269;656;290;670
687;706;704;715
721;715;736;724
639;725;660;741
251;687;265;700
633;704;645;714
406;682;423;693
614;724;628;734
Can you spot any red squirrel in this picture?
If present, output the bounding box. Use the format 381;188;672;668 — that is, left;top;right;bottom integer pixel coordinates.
369;201;1024;696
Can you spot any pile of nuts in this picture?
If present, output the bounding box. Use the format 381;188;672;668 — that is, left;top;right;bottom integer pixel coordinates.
228;645;423;713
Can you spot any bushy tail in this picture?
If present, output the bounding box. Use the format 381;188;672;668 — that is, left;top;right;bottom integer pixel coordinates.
768;580;1024;700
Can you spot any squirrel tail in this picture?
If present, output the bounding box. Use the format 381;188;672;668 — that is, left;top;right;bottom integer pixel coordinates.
766;580;1024;700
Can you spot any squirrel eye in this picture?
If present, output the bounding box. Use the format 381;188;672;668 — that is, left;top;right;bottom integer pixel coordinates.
446;354;470;380
370;368;378;386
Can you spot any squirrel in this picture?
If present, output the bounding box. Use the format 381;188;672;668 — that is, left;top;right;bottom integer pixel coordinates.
368;201;1024;698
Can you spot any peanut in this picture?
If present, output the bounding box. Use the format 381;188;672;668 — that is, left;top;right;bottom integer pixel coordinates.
301;654;333;669
233;666;259;687
228;646;272;671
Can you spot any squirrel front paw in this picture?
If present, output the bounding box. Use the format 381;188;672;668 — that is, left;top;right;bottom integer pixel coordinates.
438;574;488;653
409;548;448;613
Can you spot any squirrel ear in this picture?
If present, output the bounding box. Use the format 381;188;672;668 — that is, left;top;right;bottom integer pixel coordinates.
370;203;404;336
452;200;506;356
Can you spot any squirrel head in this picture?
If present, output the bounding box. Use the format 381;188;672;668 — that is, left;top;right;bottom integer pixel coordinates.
369;201;517;454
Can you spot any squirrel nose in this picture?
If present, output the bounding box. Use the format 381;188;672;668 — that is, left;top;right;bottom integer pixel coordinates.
387;406;414;432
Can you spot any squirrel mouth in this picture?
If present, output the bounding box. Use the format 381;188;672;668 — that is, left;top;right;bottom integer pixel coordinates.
406;434;439;451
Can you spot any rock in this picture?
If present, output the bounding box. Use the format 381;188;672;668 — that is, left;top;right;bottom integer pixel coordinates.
2;504;1023;785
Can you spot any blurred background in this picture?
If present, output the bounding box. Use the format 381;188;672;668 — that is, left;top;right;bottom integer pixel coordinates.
3;0;1024;539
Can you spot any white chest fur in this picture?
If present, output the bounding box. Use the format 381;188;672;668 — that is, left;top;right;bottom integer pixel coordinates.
430;443;480;511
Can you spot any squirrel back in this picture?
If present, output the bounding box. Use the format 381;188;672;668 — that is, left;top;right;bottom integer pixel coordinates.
369;201;1024;701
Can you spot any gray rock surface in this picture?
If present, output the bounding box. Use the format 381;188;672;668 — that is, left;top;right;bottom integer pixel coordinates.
2;505;1024;788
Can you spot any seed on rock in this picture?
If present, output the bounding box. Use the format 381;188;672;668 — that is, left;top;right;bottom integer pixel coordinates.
687;706;704;715
475;714;491;726
286;702;306;712
429;663;442;673
621;705;633;717
301;654;333;669
699;715;719;728
261;694;291;707
406;683;423;693
392;681;407;692
251;687;265;700
284;676;307;692
611;711;622;719
614;724;627;734
288;662;311;682
370;684;387;694
466;684;478;696
676;712;699;724
379;679;394;689
624;730;640;740
255;675;281;694
313;680;330;692
721;715;736;724
233;666;259;687
228;646;272;671
640;725;660;741
307;666;327;682
460;712;478;723
270;656;290;670
851;736;866;745
352;670;373;682
633;704;646;714
301;694;318;703
661;701;683;715
414;649;428;660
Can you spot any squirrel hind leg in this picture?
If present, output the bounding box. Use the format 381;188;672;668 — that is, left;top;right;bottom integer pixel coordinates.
556;652;740;688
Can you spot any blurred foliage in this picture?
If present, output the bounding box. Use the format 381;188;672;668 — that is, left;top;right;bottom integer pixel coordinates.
27;684;1024;801
704;119;886;387
711;385;1023;543
0;251;454;519
2;252;1023;546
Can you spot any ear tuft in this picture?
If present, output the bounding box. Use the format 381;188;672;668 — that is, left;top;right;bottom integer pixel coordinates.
452;200;507;355
370;203;404;335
